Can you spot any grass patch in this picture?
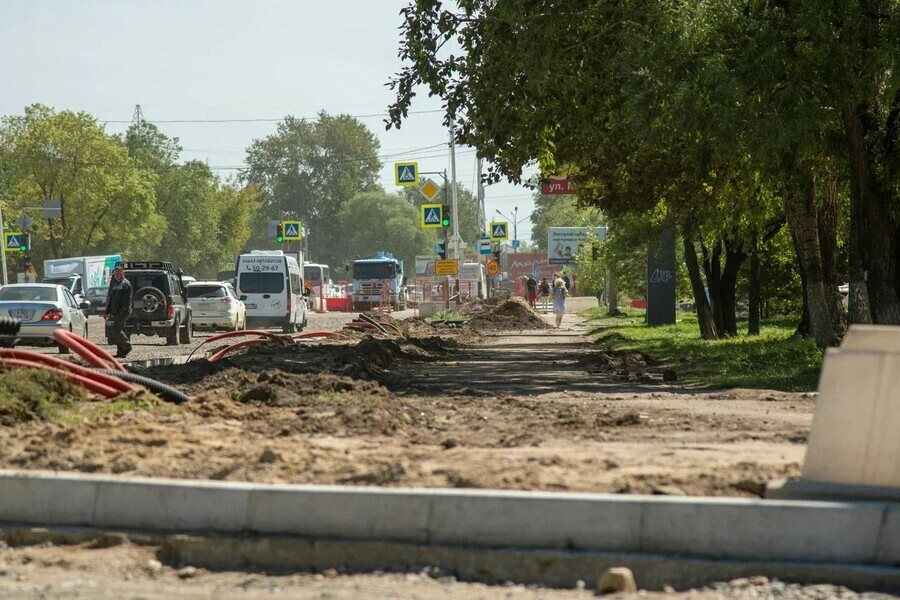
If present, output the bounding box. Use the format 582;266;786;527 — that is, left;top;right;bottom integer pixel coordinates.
588;312;822;392
69;392;173;423
428;310;467;323
0;369;88;424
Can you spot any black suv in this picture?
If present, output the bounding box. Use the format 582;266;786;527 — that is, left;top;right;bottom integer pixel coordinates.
108;261;193;346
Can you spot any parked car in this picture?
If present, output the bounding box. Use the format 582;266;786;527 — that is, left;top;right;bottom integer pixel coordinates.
85;286;108;315
0;283;90;353
109;261;192;346
185;281;246;331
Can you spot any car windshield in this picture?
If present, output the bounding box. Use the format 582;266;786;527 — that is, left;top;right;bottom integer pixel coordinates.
304;268;322;282
186;285;226;298
238;272;284;294
87;287;107;298
353;262;397;280
0;286;58;302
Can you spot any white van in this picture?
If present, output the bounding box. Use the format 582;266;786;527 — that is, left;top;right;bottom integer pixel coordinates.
235;250;308;332
459;262;487;299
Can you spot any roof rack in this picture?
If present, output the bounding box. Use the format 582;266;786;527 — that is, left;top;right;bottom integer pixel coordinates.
118;261;176;273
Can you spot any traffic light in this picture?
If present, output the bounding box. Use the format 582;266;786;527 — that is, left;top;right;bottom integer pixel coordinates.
441;204;450;228
276;223;284;243
20;234;30;252
436;242;447;259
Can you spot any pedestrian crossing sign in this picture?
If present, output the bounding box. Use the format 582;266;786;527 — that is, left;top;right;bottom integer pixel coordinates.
282;220;302;241
5;232;23;251
489;221;509;241
420;203;443;229
394;161;418;187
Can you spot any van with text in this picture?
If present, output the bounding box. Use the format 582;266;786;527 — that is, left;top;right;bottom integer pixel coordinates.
235;250;308;332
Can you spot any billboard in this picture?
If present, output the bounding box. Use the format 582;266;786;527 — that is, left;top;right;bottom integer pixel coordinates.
547;227;607;264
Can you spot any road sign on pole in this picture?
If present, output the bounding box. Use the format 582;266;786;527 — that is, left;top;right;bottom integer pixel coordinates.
489;221;509;241
5;232;24;251
420;203;443;229
478;235;492;255
418;178;441;201
282;220;302;241
394;162;418;187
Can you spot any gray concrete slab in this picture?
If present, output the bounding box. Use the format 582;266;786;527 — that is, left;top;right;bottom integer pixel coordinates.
246;485;432;543
92;476;254;532
427;490;642;552
639;496;886;564
0;471;98;526
1;470;898;572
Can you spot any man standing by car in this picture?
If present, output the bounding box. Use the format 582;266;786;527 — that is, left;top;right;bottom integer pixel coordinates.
105;265;133;358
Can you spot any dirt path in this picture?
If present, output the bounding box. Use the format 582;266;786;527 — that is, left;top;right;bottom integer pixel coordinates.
0;304;839;597
0;310;811;496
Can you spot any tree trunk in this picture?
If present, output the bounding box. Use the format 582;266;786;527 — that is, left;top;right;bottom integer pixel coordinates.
748;242;761;335
720;236;747;337
842;102;900;324
817;175;847;336
684;236;718;340
701;240;724;335
606;268;621;315
848;198;872;324
784;174;837;346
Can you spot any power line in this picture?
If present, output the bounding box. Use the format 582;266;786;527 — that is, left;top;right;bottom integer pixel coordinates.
102;108;444;124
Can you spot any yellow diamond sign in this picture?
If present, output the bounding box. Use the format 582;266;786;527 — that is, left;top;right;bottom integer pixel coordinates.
419;178;441;202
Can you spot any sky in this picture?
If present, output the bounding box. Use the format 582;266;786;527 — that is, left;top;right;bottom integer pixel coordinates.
0;0;538;245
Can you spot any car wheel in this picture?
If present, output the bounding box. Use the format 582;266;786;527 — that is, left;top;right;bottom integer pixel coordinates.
166;317;180;346
179;315;192;344
58;343;70;354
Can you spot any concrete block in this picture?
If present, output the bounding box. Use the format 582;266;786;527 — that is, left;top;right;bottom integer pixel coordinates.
0;470;98;527
246;485;431;543
840;325;900;352
639;497;885;564
803;349;900;487
565;296;599;313
766;478;900;503
93;477;253;532
877;504;900;565
427;490;642;552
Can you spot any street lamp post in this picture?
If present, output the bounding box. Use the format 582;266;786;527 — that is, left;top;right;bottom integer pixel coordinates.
495;207;528;253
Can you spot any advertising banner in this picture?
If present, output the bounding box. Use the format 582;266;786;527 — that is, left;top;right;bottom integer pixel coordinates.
547;227;607;264
505;253;552;280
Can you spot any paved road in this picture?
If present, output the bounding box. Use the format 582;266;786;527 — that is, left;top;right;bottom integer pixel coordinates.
23;309;416;363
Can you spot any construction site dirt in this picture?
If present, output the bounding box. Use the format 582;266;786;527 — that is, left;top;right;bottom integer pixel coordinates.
0;298;826;598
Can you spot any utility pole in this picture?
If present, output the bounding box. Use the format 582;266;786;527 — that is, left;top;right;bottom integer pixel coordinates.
0;199;7;285
449;128;460;259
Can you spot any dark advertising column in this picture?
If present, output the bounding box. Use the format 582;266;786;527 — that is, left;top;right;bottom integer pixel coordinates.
647;227;676;325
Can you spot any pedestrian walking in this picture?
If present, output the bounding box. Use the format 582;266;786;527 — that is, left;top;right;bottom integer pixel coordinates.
562;272;572;292
525;274;538;308
538;277;551;311
105;265;133;359
552;276;568;328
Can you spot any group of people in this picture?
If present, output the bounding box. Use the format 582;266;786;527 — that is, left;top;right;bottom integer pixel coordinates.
525;272;570;328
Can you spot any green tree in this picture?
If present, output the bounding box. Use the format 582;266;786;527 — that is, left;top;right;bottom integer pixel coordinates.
122;121;259;278
243;112;381;266
0;104;164;266
338;191;432;272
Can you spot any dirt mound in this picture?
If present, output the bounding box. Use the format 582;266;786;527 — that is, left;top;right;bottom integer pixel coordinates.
466;296;551;331
188;369;427;436
399;317;440;336
0;369;89;425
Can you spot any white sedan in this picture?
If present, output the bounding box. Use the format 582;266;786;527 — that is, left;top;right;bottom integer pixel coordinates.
185;281;246;331
0;283;90;353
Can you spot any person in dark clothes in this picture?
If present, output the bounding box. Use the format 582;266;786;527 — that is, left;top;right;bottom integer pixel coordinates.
105;265;133;358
